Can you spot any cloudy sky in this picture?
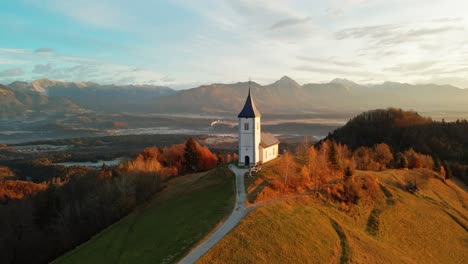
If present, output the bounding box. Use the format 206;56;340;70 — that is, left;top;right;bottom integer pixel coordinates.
1;0;468;88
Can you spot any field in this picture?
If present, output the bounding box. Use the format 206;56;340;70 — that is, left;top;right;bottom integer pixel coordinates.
53;167;235;264
199;168;467;263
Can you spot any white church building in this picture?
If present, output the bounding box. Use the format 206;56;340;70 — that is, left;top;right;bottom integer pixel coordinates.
238;87;279;166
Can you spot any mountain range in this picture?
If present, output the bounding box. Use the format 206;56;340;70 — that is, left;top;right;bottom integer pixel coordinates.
1;76;468;118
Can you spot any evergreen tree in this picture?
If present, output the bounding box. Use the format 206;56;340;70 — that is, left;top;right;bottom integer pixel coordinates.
329;141;339;170
184;137;200;172
443;162;453;179
395;152;409;169
434;157;442;172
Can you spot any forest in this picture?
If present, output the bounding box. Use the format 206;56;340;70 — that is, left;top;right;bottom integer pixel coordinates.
325;108;468;183
0;138;235;264
251;138;439;205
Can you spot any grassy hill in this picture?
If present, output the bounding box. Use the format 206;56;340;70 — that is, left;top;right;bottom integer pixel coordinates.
53;167;235;264
199;168;467;263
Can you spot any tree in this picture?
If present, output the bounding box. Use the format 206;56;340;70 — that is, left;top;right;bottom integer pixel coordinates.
217;152;225;166
33;184;62;229
328;141;339;170
434;157;442;172
373;143;394;170
400;155;409;169
440;166;447;180
443;162;452;179
97;163;112;180
395;152;408;168
344;166;354;177
184;137;201;172
280;151;294;187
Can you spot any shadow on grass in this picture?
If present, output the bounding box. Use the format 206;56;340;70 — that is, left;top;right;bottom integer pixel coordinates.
329;218;350;264
365;208;381;237
379;184;395;206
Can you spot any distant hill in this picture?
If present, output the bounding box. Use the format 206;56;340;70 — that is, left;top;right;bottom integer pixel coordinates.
6;79;176;113
326;108;468;182
152;76;468;115
2;77;468;116
0;84;80;118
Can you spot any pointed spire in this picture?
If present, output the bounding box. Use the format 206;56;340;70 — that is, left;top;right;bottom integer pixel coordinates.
238;78;261;118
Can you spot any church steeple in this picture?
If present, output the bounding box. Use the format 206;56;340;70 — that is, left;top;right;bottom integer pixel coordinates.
237;79;261;118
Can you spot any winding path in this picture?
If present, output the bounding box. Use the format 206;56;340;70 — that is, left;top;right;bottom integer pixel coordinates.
178;165;248;264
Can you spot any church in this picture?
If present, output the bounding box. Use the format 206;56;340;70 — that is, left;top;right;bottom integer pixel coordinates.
238;85;279;166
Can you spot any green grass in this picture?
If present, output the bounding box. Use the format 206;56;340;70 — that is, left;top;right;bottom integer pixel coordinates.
53;167;235;264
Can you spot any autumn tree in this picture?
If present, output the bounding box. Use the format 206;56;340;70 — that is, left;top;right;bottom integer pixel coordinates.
373;143;394;170
280;151;295;187
97;163;113;180
440;166;447;180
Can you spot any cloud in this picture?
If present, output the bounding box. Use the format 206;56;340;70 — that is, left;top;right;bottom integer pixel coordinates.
0;68;24;77
297;56;361;67
0;58;30;65
270;16;311;30
384;61;439;73
335;23;465;46
293;65;378;77
325;8;344;19
34;47;54;53
33;63;54;74
335;24;402;40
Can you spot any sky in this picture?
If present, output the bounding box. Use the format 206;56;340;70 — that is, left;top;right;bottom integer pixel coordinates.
1;0;468;89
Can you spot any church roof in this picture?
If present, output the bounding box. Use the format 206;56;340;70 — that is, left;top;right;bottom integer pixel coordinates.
238;88;261;118
260;132;279;148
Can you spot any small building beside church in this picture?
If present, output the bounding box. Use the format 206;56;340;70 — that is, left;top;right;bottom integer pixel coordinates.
238;86;279;166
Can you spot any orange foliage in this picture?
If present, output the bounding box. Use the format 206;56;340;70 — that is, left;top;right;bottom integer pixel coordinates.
197;145;218;171
0;180;46;201
403;148;434;169
0;166;14;179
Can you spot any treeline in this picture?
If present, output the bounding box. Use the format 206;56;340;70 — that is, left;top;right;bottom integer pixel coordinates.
258;140;439;207
326;108;468;183
0;138;233;264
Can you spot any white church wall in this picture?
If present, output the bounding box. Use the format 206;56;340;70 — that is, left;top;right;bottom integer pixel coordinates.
260;144;278;164
238;117;261;165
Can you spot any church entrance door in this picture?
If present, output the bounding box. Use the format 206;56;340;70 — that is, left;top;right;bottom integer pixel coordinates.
245;156;250;166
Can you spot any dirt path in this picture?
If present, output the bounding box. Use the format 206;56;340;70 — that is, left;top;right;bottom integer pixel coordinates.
178;165;248;264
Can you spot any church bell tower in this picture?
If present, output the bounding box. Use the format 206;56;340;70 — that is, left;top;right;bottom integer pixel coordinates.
238;81;261;166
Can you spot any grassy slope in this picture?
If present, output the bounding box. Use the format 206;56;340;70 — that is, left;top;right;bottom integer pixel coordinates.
199;169;467;264
54;167;235;264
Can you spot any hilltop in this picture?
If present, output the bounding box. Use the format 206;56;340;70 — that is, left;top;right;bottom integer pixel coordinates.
326;108;468;183
199;161;467;263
